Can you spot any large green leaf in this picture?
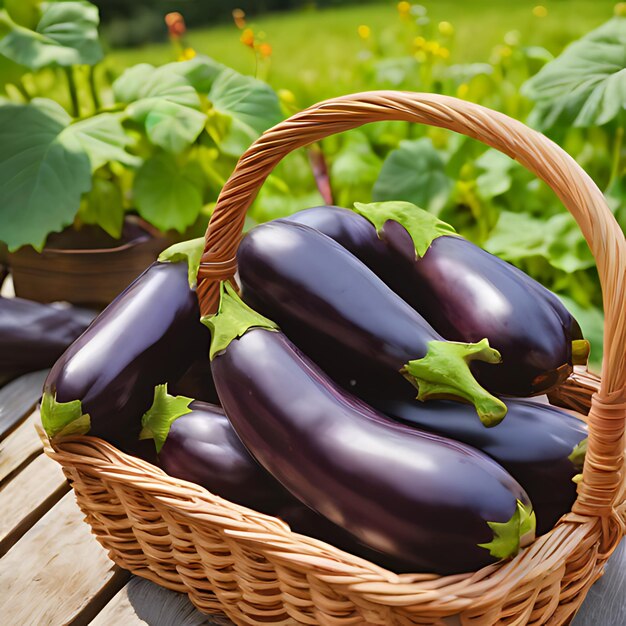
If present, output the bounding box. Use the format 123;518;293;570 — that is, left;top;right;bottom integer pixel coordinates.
484;211;595;273
522;17;626;128
114;64;206;154
330;131;382;206
207;68;282;157
0;1;102;70
165;55;225;93
0;99;91;250
78;176;124;239
133;153;203;232
64;113;139;171
373;138;452;214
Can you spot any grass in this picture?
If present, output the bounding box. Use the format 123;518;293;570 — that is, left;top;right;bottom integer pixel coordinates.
106;0;618;105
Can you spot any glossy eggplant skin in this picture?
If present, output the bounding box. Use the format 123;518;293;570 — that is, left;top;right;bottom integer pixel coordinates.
130;400;420;572
44;262;210;447
0;296;93;382
213;327;532;575
369;394;586;535
287;206;578;396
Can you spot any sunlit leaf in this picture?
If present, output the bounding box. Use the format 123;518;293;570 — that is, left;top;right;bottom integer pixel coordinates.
78;176;124;239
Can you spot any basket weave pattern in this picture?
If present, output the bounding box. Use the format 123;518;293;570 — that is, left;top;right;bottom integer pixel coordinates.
45;92;625;625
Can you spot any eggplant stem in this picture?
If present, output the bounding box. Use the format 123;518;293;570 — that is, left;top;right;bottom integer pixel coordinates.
478;500;536;560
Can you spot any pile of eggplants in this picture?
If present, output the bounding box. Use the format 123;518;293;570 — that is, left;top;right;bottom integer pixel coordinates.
40;201;590;576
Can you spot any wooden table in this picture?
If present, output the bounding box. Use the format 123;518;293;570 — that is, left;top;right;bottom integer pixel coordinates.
0;371;624;626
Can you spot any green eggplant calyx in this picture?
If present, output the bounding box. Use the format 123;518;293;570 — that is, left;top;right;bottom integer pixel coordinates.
158;237;205;289
571;339;591;366
40;391;90;438
401;338;507;426
353;201;458;258
568;437;588;470
478;500;536;560
140;384;194;454
201;281;279;360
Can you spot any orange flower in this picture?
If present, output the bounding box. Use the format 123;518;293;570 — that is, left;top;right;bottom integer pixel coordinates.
259;43;272;58
165;12;186;39
240;28;255;48
232;8;246;29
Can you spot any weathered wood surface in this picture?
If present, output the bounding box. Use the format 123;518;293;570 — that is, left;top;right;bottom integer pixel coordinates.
0;369;48;439
93;577;233;626
0;492;129;626
0;409;42;483
0;452;69;556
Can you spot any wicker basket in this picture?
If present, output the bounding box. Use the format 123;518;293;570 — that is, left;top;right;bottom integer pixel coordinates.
43;92;626;625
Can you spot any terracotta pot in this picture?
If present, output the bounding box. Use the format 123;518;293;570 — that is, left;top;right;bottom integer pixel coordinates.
9;217;172;308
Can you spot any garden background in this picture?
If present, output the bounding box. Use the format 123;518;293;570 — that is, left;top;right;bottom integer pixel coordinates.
1;0;624;371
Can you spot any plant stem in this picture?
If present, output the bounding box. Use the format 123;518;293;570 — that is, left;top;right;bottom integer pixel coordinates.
15;80;32;102
88;65;101;112
609;124;624;185
65;67;80;117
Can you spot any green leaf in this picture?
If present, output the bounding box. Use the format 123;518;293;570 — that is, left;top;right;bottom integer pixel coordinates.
139;384;193;454
373;138;452;215
402;338;507;427
484;211;594;274
330;131;382;206
0;99;91;251
522;17;626;128
4;0;41;29
165;55;225;93
64;113;140;171
158;236;205;288
475;149;514;200
0;1;103;70
478;501;536;560
207;69;282;157
114;64;206;153
353;201;458;258
133;153;203;233
40;390;90;438
201;282;278;360
78;176;124;239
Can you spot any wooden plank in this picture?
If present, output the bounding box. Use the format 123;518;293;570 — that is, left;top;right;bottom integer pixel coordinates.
0;453;69;556
0;369;48;440
0;491;129;626
0;409;42;485
573;538;626;626
92;577;233;626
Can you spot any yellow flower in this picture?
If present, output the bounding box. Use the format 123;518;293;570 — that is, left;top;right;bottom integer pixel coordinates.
456;83;469;99
397;1;411;16
232;8;246;29
259;43;272;58
532;5;548;17
437;47;450;60
178;47;196;61
500;45;512;58
438;21;454;37
278;89;296;105
615;2;626;16
358;24;371;40
425;40;440;54
414;50;427;62
413;35;426;49
240;28;255;48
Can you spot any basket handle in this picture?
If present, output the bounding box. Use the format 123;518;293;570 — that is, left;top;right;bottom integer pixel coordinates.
196;91;626;518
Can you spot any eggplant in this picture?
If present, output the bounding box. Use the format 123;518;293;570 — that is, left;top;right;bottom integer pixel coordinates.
137;387;425;572
169;359;219;405
286;203;588;397
202;283;535;575
0;296;94;383
367;393;587;535
41;242;211;448
238;220;507;426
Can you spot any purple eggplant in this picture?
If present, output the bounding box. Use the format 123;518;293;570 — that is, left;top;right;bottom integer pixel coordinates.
286;203;588;397
0;296;94;383
238;220;507;426
367;393;586;535
136;388;424;572
202;283;535;575
41;245;211;448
